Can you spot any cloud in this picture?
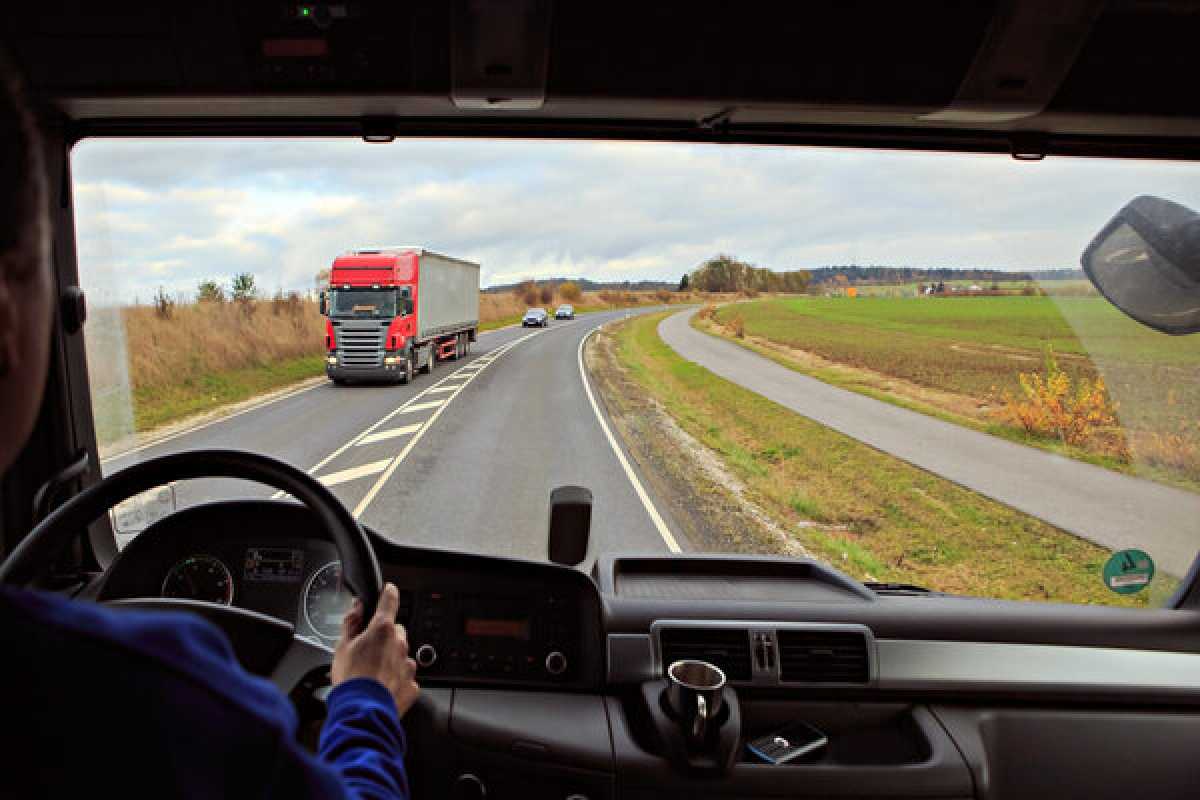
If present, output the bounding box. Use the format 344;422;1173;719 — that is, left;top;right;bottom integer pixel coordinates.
70;138;1200;301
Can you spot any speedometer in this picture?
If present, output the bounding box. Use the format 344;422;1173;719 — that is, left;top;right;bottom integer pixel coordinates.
303;561;354;641
162;555;234;605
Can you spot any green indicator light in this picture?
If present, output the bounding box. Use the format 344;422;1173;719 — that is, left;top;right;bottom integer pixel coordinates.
300;6;311;16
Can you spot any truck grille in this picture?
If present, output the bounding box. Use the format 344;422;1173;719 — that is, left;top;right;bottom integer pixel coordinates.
336;322;386;367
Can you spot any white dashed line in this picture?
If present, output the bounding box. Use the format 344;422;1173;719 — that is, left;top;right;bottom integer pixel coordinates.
318;459;392;487
426;385;461;393
577;326;681;553
357;424;422;445
401;400;445;414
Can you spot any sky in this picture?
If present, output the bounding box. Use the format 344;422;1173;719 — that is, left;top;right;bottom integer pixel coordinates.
70;137;1200;304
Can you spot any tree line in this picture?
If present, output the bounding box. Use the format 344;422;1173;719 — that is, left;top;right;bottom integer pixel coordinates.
686;254;812;293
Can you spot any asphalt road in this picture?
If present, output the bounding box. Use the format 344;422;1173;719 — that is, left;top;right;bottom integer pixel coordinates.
660;307;1200;577
103;310;676;564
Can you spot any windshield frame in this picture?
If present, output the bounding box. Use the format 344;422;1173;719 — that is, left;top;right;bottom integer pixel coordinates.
38;131;1200;611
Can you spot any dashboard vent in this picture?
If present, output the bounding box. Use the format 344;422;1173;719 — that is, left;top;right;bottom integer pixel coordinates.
659;627;752;681
777;629;870;684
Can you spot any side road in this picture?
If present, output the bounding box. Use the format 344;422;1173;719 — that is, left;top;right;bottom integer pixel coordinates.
659;308;1200;577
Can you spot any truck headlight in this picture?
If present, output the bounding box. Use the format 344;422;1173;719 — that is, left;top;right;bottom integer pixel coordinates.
384;356;398;365
327;356;337;365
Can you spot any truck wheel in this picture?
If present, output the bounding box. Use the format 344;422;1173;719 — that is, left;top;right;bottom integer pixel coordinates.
399;352;414;385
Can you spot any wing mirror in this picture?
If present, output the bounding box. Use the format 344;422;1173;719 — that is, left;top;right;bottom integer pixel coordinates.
319;290;328;316
547;485;591;567
1082;195;1200;334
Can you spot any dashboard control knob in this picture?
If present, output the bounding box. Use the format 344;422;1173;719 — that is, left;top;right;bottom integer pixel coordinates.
453;773;486;800
545;650;568;676
415;644;438;668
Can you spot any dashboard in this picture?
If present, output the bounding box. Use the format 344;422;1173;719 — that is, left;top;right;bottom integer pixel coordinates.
91;500;1200;800
95;501;603;690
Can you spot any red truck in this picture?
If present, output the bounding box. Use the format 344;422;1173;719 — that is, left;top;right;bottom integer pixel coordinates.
321;248;480;385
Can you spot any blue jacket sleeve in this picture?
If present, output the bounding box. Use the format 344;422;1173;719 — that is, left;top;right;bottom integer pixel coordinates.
318;679;411;800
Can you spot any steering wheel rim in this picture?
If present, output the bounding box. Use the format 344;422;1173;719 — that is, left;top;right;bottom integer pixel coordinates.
0;449;383;620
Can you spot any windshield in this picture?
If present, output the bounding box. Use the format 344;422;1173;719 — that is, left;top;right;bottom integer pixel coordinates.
74;138;1200;609
330;288;399;318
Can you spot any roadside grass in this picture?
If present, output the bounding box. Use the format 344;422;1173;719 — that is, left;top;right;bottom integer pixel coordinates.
132;355;326;431
615;311;1175;607
703;296;1200;490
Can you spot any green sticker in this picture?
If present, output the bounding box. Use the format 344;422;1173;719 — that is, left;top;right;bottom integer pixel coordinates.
1103;549;1155;595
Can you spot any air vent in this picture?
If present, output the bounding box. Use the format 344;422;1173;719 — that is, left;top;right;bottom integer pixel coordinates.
778;629;870;684
659;627;752;681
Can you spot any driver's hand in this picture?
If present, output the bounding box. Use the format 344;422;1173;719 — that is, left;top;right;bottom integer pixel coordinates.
332;583;420;717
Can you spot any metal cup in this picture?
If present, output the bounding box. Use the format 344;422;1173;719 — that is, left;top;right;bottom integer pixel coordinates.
665;660;726;748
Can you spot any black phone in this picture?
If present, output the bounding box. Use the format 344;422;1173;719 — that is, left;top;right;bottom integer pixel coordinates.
746;720;828;765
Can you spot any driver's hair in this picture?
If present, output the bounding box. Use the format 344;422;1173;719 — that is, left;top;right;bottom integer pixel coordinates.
0;49;47;262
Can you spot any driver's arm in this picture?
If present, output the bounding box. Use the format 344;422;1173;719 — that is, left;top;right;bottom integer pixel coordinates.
317;584;420;799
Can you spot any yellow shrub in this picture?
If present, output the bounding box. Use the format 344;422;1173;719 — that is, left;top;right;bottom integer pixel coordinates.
1002;348;1121;448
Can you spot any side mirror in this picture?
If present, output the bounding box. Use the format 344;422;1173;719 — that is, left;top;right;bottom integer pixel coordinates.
1082;195;1200;334
319;291;328;316
547;485;591;567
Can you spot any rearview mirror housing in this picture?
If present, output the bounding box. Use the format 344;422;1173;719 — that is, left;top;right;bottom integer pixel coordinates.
319;290;328;316
1082;195;1200;334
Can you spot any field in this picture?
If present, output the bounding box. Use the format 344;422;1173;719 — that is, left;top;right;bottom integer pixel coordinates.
705;295;1200;488
87;287;693;448
603;312;1173;606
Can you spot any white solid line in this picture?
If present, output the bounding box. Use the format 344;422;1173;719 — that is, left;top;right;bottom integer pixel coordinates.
426;385;460;393
401;399;444;414
318;459;392;487
357;424;422;445
352;329;542;518
101;379;324;465
576;324;681;553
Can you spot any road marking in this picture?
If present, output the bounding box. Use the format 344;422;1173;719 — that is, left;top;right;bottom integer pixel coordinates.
401;400;444;414
427;385;460;393
357;424;422;445
352;329;542;518
318;459;392;487
268;359;494;499
577;326;682;553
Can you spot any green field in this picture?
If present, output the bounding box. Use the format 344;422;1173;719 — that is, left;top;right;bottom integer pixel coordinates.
609;312;1172;606
709;296;1200;486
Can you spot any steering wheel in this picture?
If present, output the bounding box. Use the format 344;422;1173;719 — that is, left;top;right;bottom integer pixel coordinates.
0;449;383;693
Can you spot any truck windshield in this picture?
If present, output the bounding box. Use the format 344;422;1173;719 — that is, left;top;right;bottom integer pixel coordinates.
330;288;398;318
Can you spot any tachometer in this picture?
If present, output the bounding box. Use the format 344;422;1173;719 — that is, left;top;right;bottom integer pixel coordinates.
161;555;234;605
303;561;354;641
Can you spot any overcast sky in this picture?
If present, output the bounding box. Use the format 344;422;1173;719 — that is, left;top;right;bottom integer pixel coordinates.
71;138;1200;304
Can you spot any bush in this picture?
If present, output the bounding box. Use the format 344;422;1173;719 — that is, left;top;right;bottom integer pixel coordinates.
197;280;226;303
559;281;582;302
654;289;673;303
729;313;746;339
514;280;539;306
232;272;257;303
539;284;554;304
1001;347;1122;449
153;287;175;320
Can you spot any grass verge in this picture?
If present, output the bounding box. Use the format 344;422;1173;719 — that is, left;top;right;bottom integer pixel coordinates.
131;355;326;432
605;311;1174;607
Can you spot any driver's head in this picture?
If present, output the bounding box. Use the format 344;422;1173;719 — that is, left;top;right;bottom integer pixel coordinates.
0;54;53;474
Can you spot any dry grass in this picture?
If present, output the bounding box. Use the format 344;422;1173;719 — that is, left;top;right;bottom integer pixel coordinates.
121;296;324;395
